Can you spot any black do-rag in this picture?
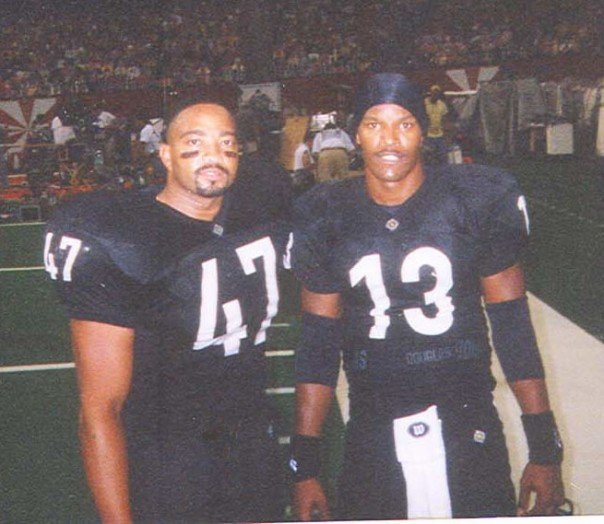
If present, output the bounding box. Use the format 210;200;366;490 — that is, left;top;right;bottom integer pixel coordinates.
352;73;428;135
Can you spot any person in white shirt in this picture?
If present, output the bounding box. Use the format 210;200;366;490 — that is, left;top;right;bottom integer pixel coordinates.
311;123;355;182
51;115;76;146
139;118;164;155
292;131;316;195
293;132;314;172
95;111;117;130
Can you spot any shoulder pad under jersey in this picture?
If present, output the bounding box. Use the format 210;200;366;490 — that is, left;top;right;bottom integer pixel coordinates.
293;176;362;227
438;163;520;204
437;164;530;275
46;186;163;281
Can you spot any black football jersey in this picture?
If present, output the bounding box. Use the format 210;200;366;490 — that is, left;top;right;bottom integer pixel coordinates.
136;218;291;432
291;165;530;415
45;168;292;435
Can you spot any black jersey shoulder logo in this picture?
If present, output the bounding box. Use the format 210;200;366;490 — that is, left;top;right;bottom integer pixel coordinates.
213;224;225;237
385;218;399;231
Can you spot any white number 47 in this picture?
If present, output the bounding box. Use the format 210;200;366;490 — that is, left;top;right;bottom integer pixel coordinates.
43;232;82;282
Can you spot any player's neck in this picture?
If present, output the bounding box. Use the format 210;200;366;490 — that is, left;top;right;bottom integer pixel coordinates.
365;166;425;206
156;186;223;221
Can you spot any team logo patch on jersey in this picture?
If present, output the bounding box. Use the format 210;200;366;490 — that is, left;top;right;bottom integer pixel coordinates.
408;421;430;438
385;218;399;231
473;430;486;444
288;458;298;473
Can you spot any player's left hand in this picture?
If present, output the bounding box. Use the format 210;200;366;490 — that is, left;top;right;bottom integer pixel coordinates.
517;462;565;516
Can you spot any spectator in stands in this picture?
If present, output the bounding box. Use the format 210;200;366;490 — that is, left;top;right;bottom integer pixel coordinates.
0;0;600;94
293;130;315;173
424;85;449;164
139;118;164;155
0;126;8;188
141;161;163;186
291;130;316;194
0;146;9;189
51;114;76;146
113;119;133;170
312;122;355;182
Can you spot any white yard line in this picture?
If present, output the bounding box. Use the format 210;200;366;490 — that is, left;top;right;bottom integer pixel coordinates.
2;346;294;373
266;349;294;357
0;361;75;373
2;349;294;374
265;387;295;395
0;266;44;272
0;222;45;227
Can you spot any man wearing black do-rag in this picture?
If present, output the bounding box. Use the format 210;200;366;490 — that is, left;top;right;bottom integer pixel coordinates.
288;73;565;520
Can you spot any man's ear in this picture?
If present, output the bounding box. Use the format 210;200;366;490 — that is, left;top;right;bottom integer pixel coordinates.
159;143;171;172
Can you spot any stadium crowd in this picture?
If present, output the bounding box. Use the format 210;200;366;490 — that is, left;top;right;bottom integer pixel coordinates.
0;110;166;222
0;95;281;222
0;0;600;99
1;0;601;221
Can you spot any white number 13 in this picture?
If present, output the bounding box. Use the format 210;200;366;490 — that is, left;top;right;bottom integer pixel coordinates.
350;247;455;338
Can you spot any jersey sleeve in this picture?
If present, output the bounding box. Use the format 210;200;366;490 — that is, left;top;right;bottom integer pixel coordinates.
474;171;530;277
290;187;346;293
44;206;140;328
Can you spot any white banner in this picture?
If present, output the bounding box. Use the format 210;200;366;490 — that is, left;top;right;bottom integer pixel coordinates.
239;82;282;111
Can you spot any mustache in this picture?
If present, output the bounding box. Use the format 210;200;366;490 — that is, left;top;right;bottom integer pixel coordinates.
195;163;230;176
374;150;408;158
376;148;405;154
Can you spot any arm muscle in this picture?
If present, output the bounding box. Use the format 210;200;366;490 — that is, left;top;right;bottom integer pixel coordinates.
72;319;134;523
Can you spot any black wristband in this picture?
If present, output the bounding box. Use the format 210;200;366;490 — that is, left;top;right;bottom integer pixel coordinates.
289;435;322;482
521;411;563;465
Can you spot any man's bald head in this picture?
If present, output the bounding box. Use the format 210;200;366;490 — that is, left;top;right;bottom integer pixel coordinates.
159;102;240;203
165;103;236;143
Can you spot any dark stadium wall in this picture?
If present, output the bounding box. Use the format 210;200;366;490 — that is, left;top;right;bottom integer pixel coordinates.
71;83;241;121
1;53;600;130
0;84;241;170
279;53;603;114
36;83;241;127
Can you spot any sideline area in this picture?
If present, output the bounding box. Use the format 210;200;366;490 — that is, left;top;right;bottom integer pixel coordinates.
494;294;604;515
335;292;604;515
1;154;602;519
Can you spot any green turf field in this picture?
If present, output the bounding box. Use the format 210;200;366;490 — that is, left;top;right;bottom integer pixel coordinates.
487;155;603;342
1;156;602;522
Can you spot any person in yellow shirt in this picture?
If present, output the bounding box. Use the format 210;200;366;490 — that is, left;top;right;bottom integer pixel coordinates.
424;85;449;164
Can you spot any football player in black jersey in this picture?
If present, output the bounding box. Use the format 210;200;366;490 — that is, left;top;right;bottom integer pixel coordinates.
44;102;291;522
289;73;565;519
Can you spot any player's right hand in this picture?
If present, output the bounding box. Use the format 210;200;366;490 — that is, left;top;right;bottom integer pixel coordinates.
517;462;565;516
293;478;330;521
